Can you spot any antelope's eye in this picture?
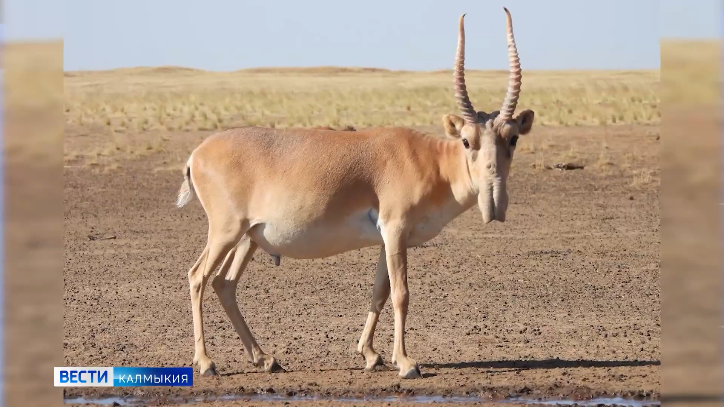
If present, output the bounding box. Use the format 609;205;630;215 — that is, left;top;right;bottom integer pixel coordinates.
462;139;470;149
510;135;519;147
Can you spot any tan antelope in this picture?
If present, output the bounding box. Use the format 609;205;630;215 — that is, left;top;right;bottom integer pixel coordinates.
176;8;535;379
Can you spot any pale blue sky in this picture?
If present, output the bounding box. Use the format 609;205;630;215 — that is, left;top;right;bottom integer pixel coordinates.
4;0;722;71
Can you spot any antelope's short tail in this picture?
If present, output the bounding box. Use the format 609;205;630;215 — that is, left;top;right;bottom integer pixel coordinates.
176;157;195;208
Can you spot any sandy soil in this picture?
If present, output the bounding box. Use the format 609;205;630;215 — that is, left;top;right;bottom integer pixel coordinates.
63;123;660;405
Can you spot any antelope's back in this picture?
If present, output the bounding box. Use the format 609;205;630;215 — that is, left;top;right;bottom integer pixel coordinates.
192;126;427;191
189;127;410;214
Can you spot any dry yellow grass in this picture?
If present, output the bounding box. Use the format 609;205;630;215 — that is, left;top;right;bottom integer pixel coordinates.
14;40;722;172
14;40;723;141
65;66;660;130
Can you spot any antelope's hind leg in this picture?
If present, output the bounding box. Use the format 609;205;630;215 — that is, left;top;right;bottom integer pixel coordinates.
212;235;283;373
357;246;390;371
188;230;243;376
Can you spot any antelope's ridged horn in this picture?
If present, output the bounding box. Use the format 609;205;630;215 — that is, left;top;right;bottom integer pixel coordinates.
497;7;521;123
454;13;478;124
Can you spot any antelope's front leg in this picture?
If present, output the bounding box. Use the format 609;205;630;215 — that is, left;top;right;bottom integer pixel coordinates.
357;246;390;371
383;231;421;379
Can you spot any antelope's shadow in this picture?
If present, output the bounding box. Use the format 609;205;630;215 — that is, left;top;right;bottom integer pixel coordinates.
421;358;660;370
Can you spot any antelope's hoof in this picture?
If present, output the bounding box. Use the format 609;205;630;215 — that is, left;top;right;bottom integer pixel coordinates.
194;358;218;377
198;362;218;377
364;354;385;371
202;366;218;377
266;359;285;373
400;364;422;379
256;355;285;373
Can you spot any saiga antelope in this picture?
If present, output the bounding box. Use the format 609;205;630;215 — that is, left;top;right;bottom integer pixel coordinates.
176;8;535;379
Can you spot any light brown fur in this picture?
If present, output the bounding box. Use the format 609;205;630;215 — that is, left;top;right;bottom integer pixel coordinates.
176;9;535;380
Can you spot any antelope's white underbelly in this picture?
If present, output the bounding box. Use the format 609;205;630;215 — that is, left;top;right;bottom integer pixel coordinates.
247;205;453;259
247;208;384;259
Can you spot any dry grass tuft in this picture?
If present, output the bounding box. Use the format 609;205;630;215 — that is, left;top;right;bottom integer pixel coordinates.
631;169;657;187
530;153;548;170
103;162;121;173
596;152;615;168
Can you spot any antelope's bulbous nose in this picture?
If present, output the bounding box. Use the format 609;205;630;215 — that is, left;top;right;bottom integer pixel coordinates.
479;186;497;224
480;178;508;224
482;207;495;224
493;178;508;223
494;209;506;223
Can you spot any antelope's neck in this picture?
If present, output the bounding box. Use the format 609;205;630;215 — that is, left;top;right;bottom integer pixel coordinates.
430;137;478;211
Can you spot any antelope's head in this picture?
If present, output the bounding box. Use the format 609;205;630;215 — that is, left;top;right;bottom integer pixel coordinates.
443;8;535;224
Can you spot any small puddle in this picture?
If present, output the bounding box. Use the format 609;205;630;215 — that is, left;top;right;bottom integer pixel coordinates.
65;394;660;406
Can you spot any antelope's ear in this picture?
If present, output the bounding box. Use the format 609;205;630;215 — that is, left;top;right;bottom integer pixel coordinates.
515;109;535;135
442;114;465;139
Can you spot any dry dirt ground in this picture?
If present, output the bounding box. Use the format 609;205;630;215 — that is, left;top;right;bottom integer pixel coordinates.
63;123;660;405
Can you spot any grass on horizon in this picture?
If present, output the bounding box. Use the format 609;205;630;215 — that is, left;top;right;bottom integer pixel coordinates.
15;40;724;135
64;65;660;131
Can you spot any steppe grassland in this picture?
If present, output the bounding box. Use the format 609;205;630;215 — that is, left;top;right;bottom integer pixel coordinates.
62;63;660;170
8;41;673;175
64;66;659;133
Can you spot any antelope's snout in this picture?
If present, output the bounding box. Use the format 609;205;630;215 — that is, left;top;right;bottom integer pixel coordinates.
479;178;508;224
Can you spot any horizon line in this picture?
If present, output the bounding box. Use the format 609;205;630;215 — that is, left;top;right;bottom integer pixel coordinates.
63;64;661;75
